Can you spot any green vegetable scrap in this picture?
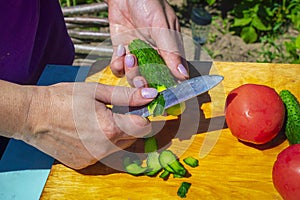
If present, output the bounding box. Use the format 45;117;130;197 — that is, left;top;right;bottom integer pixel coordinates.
159;150;187;176
128;39;185;116
122;136;196;198
147;94;165;117
183;156;199;168
123;156;147;176
146;152;162;176
279;90;300;145
159;169;170;179
144;137;162;176
144;136;158;153
177;182;192;198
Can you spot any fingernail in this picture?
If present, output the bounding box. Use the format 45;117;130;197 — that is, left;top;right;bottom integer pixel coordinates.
117;44;125;57
133;78;145;88
177;64;188;77
141;88;158;99
125;54;135;68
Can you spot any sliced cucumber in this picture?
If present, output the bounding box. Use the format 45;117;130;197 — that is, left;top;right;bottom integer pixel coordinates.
146;152;162;176
144;136;158;153
159;150;187;176
183;156;199;168
123;155;147;175
159;169;170;179
177;182;192;198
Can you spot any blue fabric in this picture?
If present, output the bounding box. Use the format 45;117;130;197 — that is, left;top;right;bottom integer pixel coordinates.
0;65;90;200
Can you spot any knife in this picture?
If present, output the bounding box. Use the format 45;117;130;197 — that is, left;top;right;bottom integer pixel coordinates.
116;75;223;117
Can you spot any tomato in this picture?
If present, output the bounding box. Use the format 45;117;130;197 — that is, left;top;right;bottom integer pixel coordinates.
225;84;285;144
272;144;300;200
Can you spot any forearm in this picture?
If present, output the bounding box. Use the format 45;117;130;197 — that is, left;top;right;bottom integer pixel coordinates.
0;80;34;139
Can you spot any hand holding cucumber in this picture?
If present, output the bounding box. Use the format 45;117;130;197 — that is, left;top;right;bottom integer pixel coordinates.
107;0;189;86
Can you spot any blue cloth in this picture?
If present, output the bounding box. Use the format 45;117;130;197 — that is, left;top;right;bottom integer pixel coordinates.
0;65;90;200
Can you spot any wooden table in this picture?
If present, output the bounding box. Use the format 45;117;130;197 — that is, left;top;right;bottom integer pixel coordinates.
41;61;300;199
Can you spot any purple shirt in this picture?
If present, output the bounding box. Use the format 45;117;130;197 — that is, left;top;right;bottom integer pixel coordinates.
0;0;74;85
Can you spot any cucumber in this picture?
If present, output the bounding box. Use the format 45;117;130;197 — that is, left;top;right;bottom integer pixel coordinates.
173;173;184;178
123;156;147;175
128;39;177;90
145;152;162;176
144;136;158;153
159;169;170;179
128;39;185;116
183;156;199;168
144;137;162;176
158;150;187;176
279;90;300;145
177;182;192;198
147;94;165;117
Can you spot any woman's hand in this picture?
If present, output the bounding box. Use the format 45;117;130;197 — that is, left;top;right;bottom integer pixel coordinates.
18;82;157;169
107;0;189;87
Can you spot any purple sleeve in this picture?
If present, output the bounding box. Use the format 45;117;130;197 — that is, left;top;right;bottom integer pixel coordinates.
0;0;75;85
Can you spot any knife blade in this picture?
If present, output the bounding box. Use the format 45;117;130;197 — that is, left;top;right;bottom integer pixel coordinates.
124;75;223;117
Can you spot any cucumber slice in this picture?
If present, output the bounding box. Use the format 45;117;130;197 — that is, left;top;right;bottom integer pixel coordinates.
146;152;162;176
159;169;170;179
123;155;147;175
183;156;199;168
177;182;191;198
159;150;186;176
144;136;158;153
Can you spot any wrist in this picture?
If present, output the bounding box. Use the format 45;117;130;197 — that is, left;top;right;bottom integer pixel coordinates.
21;86;50;143
0;81;35;139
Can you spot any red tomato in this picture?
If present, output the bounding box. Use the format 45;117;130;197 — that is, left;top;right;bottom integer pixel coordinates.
273;144;300;200
225;84;285;144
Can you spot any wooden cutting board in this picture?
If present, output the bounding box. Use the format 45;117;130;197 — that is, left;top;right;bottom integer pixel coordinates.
41;61;300;200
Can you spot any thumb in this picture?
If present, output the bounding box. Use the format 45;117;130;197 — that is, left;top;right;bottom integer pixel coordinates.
113;113;152;138
94;84;158;107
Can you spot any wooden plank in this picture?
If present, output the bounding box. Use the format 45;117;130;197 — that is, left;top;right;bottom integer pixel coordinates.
41;62;300;199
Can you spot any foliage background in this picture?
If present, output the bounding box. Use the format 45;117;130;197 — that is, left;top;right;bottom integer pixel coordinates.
60;0;300;63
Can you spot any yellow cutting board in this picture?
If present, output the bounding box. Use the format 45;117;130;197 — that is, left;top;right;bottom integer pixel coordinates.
41;61;300;200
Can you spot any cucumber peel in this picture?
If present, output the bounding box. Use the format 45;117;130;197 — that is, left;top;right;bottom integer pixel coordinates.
147;94;166;117
177;182;192;198
144;136;158;153
159;169;170;179
183;156;199;168
123;156;147;176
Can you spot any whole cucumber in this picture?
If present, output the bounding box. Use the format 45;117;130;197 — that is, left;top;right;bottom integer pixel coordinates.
279;90;300;145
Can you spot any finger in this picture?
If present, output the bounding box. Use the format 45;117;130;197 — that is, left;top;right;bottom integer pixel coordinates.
150;6;189;80
124;54;140;87
95;84;158;106
152;28;189;80
110;44;126;77
113;113;152;138
115;138;137;150
132;76;147;88
159;49;189;81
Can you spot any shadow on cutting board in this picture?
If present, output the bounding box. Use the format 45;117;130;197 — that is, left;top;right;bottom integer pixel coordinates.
71;61;229;175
